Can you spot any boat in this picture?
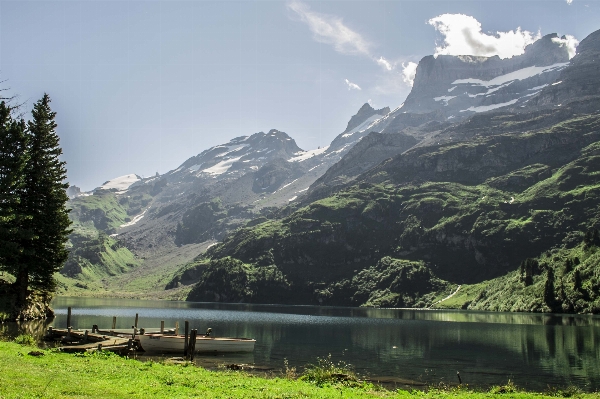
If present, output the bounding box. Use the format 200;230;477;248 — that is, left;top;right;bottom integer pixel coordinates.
137;332;256;353
95;327;176;338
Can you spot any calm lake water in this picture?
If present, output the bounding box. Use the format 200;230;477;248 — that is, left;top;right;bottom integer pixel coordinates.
3;296;600;391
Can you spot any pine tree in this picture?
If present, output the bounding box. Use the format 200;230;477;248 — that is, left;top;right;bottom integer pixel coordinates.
0;101;29;279
522;258;538;287
14;94;72;305
544;267;556;310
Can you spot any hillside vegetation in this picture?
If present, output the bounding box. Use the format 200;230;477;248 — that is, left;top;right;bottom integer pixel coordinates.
174;113;600;311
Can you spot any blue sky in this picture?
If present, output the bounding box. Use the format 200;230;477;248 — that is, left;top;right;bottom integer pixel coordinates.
1;0;599;190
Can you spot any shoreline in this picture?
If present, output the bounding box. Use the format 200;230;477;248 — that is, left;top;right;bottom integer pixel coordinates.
1;340;598;398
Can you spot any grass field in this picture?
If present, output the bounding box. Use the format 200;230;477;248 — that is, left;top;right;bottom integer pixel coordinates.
0;340;598;399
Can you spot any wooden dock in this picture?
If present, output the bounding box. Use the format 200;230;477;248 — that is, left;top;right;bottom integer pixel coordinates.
46;308;177;355
44;327;139;354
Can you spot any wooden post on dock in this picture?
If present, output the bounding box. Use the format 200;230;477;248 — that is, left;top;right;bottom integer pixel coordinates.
189;329;197;361
112;316;116;330
66;307;72;328
184;321;189;357
83;330;89;343
134;313;139;328
92;324;98;334
160;320;164;334
175;321;179;335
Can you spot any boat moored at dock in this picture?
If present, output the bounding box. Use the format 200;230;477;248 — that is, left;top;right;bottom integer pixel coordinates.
137;333;256;353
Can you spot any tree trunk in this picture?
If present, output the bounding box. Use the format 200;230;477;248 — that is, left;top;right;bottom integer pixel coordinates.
14;267;29;308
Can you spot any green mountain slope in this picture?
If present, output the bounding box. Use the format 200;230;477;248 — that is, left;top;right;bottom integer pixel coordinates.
58;191;142;293
436;233;600;313
175;113;600;310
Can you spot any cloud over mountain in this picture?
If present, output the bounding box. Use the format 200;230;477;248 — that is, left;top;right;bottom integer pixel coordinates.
552;35;579;59
401;62;418;86
428;14;541;59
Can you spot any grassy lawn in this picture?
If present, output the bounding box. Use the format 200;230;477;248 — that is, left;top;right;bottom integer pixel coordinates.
1;340;598;399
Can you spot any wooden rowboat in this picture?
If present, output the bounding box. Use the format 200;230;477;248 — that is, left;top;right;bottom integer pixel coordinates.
137;333;256;353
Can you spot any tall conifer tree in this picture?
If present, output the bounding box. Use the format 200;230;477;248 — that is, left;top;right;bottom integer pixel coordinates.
0;101;29;279
15;94;71;304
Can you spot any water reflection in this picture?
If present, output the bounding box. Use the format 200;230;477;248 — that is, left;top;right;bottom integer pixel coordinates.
3;296;599;392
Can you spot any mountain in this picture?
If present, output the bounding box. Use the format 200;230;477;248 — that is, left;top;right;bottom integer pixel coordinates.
401;34;570;118
61;28;600;313
66;185;82;199
178;112;600;305
300;35;573;203
60;107;391;297
527;29;600;108
356;34;572;140
170;28;600;312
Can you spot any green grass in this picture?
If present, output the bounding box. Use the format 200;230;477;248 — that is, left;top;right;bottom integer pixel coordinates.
433;283;486;309
0;341;598;399
69;192;129;233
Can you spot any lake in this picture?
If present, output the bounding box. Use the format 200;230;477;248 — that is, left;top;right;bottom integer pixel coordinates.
3;296;599;392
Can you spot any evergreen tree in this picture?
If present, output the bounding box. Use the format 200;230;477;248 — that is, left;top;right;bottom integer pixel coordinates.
14;94;71;304
544;267;556;310
522;258;538;287
584;228;600;248
0;101;29;278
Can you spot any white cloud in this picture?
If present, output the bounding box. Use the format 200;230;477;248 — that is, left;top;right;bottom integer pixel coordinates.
287;1;371;56
401;62;418;87
376;56;393;71
566;0;573;4
345;79;361;90
552;35;579;59
428;14;540;59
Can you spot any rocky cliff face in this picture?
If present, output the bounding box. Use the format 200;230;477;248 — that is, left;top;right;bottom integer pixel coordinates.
343;103;391;134
402;34;570;117
359;34;571;139
306;132;418;201
527;29;600;108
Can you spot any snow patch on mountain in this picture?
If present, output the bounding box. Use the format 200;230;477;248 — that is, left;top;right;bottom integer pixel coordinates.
341;114;383;138
188;164;203;172
452;62;569;88
215;144;250;158
120;208;148;228
434;95;456;105
288;146;329;162
99;174;141;191
202;156;243;176
461;99;519;113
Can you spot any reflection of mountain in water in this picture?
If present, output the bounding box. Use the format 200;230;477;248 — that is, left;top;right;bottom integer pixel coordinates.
349;318;600;390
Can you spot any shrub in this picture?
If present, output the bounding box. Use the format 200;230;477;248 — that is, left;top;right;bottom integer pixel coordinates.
300;354;360;387
14;334;35;346
489;380;519;394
